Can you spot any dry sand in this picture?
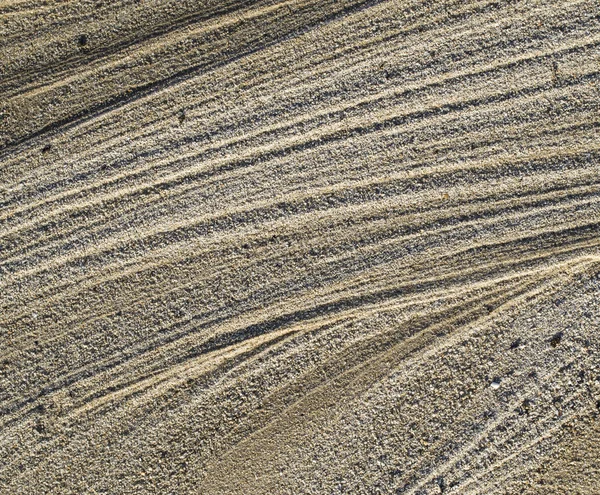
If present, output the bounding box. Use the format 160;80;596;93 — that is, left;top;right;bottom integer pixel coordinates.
1;0;600;493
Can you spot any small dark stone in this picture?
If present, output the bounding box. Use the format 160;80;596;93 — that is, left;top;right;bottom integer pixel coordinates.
436;477;446;493
510;338;522;349
78;34;88;46
518;399;532;416
41;144;52;153
33;422;45;434
551;61;560;85
178;110;186;124
32;404;46;414
550;331;563;348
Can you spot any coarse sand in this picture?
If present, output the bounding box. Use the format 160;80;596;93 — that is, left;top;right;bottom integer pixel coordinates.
1;0;599;493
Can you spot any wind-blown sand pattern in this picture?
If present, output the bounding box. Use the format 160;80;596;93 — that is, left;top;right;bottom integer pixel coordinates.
1;0;600;493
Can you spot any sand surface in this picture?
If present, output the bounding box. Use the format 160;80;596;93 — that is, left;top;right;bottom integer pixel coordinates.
1;0;600;493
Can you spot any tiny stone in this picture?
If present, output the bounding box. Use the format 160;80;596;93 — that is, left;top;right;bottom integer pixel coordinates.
550;332;563;348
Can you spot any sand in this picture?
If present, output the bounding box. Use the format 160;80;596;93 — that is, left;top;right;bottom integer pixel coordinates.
1;0;599;493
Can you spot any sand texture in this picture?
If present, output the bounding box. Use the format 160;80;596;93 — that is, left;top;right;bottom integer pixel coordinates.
1;0;600;493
